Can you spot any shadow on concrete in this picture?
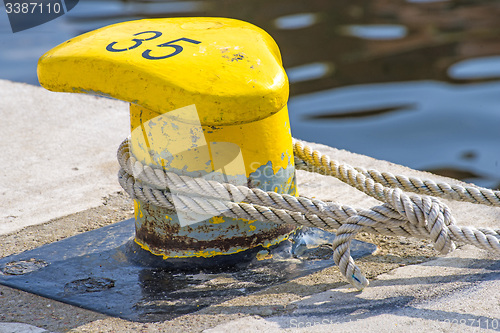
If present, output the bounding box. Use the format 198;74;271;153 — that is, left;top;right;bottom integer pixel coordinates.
199;256;499;330
0;218;376;323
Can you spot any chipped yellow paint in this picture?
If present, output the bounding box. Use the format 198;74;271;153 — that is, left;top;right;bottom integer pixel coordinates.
247;219;257;231
133;199;143;219
210;216;225;224
134;200;138;220
129;103;294;176
165;215;172;221
256;250;273;261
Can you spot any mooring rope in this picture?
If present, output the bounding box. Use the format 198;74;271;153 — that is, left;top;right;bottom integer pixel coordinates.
117;138;500;290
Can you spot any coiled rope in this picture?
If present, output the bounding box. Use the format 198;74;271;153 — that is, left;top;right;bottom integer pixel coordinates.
117;138;500;290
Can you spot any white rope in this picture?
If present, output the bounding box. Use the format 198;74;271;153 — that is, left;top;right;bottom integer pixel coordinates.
117;138;500;290
292;140;500;207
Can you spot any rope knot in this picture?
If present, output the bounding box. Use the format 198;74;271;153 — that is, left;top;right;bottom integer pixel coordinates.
384;188;456;254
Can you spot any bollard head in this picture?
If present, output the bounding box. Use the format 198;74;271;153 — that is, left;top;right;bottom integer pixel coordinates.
37;17;288;125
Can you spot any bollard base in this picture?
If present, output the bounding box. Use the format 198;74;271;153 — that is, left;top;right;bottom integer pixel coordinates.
0;219;376;322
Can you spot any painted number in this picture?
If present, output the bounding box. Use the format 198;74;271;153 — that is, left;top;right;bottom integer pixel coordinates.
142;38;201;60
106;31;161;52
106;31;201;60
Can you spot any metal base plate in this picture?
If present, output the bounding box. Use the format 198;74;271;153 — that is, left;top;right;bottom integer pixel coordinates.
0;219;376;322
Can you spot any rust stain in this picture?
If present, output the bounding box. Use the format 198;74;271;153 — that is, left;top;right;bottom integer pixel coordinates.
135;202;295;256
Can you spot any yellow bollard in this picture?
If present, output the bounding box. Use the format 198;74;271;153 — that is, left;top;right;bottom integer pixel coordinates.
38;17;297;260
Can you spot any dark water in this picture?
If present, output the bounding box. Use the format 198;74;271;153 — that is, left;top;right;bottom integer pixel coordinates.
1;0;499;189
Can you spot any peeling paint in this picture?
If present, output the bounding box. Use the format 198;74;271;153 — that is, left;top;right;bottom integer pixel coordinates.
131;104;297;258
210;216;225;224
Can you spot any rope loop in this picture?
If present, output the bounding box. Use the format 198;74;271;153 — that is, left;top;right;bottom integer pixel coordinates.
118;138;500;290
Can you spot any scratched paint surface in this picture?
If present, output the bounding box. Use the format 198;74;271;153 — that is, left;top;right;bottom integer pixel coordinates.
130;103;296;258
132;115;296;257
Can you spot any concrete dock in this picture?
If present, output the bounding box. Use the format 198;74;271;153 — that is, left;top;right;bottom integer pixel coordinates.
0;79;498;332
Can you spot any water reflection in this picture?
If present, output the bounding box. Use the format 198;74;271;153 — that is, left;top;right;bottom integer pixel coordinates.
448;56;500;80
406;0;450;3
274;12;320;30
289;80;500;188
0;0;499;188
286;62;334;83
69;1;206;20
303;104;415;120
339;24;408;40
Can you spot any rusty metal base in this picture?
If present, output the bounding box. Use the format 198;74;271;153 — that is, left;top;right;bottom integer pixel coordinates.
0;219;376;322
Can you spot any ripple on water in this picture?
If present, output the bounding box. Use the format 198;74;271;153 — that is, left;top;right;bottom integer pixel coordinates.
286;62;334;83
448;56;500;80
274;13;320;30
339;24;408;40
406;0;450;3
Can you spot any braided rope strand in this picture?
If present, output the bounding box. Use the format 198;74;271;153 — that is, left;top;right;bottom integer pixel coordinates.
293;140;500;207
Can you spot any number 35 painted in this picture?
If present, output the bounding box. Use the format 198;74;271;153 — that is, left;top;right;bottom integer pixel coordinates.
106;30;201;60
